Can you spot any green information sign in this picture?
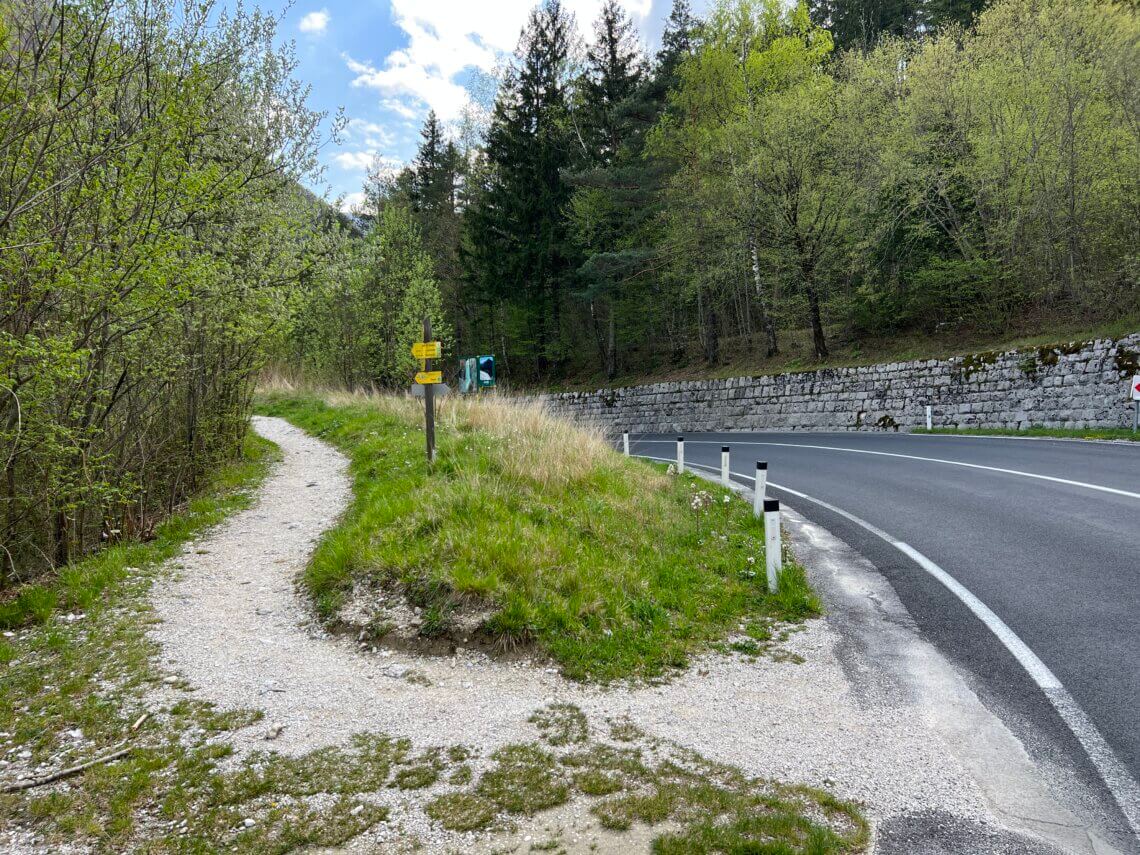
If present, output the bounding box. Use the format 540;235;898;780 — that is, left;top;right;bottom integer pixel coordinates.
458;355;496;392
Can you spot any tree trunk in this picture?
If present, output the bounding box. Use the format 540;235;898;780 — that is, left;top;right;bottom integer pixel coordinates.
803;264;828;360
747;231;778;357
704;301;720;366
606;308;615;381
589;299;606;374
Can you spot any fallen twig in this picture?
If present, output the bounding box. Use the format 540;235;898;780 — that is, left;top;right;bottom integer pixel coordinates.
1;741;133;793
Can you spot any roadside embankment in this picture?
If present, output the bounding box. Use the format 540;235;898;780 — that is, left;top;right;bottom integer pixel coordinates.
255;392;820;682
526;333;1140;434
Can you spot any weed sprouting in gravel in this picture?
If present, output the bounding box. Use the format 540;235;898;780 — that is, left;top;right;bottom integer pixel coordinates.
421;706;867;850
529;702;589;746
426;791;497;831
607;716;644;743
476;743;571;815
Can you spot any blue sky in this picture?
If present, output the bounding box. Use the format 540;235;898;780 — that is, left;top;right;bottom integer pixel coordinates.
278;0;706;210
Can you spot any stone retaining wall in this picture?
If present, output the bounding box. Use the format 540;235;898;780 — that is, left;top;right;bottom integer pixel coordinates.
527;333;1140;435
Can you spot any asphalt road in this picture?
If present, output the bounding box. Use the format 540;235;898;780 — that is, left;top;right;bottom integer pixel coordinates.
629;431;1140;844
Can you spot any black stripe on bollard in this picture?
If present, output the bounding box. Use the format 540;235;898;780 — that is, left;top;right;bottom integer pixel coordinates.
764;499;780;512
757;461;768;470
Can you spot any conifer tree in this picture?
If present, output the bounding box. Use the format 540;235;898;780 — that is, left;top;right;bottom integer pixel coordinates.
462;0;579;379
581;1;644;163
809;0;921;51
923;0;988;30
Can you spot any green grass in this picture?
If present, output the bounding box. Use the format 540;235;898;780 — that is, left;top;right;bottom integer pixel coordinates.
255;392;821;682
915;426;1139;441
424;703;868;852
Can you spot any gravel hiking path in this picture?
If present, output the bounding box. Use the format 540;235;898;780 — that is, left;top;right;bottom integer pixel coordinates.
148;416;1113;853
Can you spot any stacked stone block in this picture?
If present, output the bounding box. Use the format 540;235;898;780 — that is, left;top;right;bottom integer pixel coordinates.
523;333;1140;435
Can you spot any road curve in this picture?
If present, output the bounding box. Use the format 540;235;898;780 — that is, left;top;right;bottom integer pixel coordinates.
630;431;1140;847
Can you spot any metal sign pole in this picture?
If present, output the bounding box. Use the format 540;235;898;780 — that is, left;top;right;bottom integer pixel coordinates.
424;316;435;462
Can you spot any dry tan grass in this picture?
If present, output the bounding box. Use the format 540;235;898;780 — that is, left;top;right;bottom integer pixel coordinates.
298;387;661;493
440;396;626;490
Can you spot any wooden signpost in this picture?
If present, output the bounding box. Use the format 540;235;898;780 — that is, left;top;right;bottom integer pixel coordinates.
413;318;441;462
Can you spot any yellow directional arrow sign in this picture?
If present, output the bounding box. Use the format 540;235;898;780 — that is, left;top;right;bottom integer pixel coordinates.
411;341;442;360
415;370;443;385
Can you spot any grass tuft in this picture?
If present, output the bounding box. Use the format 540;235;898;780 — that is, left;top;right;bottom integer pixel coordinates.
426;791;498;831
529;702;589;746
477;743;571;816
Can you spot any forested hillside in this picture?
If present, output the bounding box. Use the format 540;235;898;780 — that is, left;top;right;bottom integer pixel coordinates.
0;0;343;583
304;0;1138;388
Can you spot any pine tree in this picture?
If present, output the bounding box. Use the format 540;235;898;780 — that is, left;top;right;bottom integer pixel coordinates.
809;0;922;51
563;1;648;379
462;0;579;379
406;111;465;350
581;0;644;164
658;0;700;84
411;111;451;214
923;0;988;31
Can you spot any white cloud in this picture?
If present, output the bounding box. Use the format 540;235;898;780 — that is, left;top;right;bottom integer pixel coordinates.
337;191;366;213
333;150;378;171
346;1;653;124
299;9;330;35
381;98;422;121
346;118;396;150
333;150;404;173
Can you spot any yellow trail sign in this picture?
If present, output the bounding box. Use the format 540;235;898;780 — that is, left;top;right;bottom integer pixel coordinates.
415;370;443;385
411;341;442;360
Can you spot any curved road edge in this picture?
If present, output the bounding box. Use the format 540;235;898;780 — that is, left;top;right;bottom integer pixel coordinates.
637;451;1139;854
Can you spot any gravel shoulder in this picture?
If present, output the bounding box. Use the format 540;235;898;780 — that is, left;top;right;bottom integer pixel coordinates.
147;416;1123;853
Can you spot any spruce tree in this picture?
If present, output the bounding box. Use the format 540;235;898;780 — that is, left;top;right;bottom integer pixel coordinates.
462;0;579;379
581;0;644;164
658;0;699;84
809;0;922;51
406;111;465;348
923;0;988;31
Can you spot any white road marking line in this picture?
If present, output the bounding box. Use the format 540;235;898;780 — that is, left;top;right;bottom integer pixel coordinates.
633;451;1140;837
635;439;1140;502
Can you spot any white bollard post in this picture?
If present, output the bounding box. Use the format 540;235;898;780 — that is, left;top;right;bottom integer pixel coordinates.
753;461;767;518
622;432;630;455
764;499;782;594
721;446;730;485
676;436;685;474
926;405;933;431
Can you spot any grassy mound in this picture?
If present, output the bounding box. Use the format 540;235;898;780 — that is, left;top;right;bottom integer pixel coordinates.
257;393;820;682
